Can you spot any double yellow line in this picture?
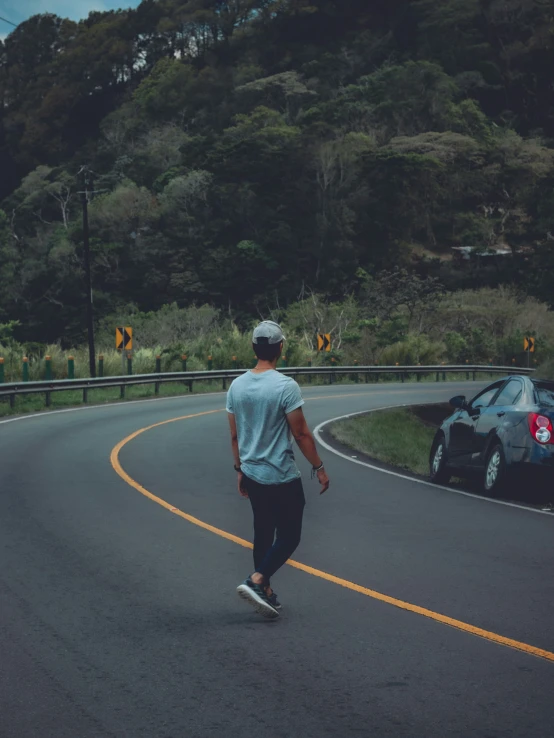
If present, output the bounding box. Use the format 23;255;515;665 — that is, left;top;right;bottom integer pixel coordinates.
110;406;554;664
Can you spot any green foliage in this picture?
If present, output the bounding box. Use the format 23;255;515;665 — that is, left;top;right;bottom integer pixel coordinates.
444;331;469;363
378;335;445;366
535;360;554;381
133;59;196;120
331;408;438;476
2;0;554;344
0;320;21;344
348;61;458;139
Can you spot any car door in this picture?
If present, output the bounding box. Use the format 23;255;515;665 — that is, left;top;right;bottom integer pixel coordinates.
448;382;504;463
474;379;524;463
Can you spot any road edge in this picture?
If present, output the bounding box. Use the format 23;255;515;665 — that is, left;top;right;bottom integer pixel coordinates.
314;405;554;517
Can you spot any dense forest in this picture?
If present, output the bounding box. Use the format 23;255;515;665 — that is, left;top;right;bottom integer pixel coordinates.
1;0;554;351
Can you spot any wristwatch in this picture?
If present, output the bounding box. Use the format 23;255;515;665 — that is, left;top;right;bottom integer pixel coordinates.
312;463;324;472
234;464;242;472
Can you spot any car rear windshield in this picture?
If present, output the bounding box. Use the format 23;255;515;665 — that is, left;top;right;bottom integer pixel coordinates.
533;382;554;408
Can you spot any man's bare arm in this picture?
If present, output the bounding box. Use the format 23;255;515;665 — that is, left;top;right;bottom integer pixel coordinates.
228;413;248;497
287;408;330;494
286;408;322;467
227;412;241;468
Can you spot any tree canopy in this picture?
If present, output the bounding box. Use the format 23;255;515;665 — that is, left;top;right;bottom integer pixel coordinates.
1;0;554;344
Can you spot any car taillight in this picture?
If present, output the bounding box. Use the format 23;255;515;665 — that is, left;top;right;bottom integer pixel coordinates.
528;413;554;445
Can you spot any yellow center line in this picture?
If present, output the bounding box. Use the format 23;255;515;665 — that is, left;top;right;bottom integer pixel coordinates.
109;401;554;664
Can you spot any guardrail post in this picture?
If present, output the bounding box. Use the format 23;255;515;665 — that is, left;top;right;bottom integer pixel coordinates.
22;357;29;382
98;355;104;378
155;355;161;395
435;371;439;382
83;388;88;404
207;355;213;371
120;384;125;399
45;358;52;407
127;353;133;375
442;364;446;382
68;356;75;379
223;377;227;390
0;358;4;384
473;370;476;381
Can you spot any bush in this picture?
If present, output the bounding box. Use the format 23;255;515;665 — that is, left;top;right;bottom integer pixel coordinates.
535;359;554;381
444;331;469;363
377;334;445;365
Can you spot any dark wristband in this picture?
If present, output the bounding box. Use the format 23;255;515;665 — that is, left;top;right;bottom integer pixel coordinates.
234;465;242;472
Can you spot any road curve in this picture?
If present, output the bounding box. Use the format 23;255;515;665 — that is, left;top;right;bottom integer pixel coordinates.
1;382;553;738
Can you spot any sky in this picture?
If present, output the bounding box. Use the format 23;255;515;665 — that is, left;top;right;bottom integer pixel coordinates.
1;0;141;37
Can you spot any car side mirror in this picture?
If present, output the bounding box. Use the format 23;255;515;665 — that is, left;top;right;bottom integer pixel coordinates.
449;395;467;410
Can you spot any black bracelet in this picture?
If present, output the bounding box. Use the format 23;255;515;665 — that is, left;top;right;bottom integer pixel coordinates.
311;463;324;478
234;464;242;472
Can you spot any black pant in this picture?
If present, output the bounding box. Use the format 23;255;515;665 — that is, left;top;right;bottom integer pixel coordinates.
244;475;305;583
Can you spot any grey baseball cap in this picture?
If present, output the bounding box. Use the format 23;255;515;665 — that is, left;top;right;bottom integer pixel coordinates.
252;320;285;345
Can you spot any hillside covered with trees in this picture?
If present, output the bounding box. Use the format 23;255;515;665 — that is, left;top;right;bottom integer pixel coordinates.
1;0;554;351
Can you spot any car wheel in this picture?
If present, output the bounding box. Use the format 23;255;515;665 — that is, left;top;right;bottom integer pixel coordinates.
430;434;451;484
483;443;506;496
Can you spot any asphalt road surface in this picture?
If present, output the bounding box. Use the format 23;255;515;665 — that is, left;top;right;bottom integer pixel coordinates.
1;382;553;738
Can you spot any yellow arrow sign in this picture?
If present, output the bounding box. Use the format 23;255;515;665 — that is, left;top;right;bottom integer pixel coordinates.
116;326;133;350
524;337;535;353
317;334;331;352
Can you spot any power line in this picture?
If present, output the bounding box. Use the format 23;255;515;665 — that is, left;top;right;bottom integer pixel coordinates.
0;15;18;28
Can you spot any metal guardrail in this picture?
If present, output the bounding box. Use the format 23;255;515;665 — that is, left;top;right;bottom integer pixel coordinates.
0;365;534;409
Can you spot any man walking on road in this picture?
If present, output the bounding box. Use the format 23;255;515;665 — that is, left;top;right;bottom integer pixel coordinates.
227;320;330;619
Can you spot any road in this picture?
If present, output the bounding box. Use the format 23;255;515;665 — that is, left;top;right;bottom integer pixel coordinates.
1;382;553;738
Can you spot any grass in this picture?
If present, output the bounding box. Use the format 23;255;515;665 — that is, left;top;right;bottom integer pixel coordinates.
330;408;438;477
0;380;225;418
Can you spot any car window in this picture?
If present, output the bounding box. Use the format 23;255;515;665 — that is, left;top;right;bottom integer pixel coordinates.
534;383;554;408
492;380;523;407
471;384;503;409
472;389;497;409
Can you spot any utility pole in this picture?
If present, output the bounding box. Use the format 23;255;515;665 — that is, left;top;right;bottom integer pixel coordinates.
79;166;96;378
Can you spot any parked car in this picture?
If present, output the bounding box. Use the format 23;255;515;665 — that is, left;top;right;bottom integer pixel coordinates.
429;376;554;496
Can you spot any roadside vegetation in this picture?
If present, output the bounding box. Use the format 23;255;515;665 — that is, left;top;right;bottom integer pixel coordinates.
1;285;553;383
330;406;450;477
